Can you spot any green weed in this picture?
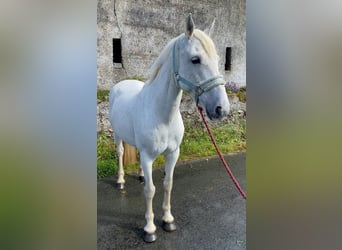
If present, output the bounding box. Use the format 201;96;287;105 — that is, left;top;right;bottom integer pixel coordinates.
180;118;246;160
127;75;145;82
97;131;117;178
97;115;246;179
97;89;110;102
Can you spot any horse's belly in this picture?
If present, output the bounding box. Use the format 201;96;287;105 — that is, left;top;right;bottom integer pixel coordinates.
111;108;136;146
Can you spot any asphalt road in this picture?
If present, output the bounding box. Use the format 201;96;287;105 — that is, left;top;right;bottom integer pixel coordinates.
97;152;246;249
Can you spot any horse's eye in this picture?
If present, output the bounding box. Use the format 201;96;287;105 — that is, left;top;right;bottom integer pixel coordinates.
191;56;201;64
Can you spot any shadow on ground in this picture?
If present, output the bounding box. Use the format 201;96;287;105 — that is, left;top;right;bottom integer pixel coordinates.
97;152;246;249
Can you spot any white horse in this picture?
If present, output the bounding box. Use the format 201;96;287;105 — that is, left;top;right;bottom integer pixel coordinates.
109;14;230;242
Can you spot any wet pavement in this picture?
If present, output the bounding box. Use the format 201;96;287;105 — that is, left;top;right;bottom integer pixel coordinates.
97;152;246;249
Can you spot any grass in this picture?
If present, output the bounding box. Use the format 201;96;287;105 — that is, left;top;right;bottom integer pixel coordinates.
237;87;246;102
97;131;117;178
97;89;110;102
97;115;246;179
180;118;246;161
129;75;145;82
226;86;246;103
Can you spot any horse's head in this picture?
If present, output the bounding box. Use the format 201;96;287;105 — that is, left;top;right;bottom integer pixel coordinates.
173;14;230;120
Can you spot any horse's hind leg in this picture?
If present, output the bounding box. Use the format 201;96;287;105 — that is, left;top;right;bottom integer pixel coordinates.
138;165;144;183
114;135;125;190
161;148;179;232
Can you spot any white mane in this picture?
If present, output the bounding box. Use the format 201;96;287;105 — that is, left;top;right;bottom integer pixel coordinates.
145;35;182;84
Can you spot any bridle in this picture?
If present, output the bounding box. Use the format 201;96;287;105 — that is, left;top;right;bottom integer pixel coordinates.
172;37;225;105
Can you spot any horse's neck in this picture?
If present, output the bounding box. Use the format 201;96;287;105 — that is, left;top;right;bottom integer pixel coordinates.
144;60;182;124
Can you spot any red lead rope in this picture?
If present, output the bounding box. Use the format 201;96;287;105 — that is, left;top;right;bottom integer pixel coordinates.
198;106;247;200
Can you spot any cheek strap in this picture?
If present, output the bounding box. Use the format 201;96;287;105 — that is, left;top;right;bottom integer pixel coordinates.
172;38;225;105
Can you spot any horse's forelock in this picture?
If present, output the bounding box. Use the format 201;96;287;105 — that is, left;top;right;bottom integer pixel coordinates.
193;29;217;60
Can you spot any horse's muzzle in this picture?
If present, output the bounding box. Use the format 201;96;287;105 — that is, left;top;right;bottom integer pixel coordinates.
206;105;228;120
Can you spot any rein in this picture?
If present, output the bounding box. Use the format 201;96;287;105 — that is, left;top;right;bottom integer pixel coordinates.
198;106;247;200
172;38;225;104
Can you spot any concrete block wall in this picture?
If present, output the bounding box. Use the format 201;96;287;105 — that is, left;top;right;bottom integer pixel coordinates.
97;0;246;89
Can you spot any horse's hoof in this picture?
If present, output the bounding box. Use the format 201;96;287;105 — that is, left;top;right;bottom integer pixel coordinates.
144;231;157;243
117;183;124;190
162;221;177;232
139;176;145;183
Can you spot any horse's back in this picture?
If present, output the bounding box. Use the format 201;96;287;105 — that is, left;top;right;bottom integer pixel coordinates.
110;80;143;105
110;80;144;112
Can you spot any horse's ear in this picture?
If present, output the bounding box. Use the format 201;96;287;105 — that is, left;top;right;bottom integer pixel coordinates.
185;13;194;39
204;18;216;37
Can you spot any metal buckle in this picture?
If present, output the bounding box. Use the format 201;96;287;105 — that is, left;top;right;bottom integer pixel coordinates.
196;86;204;96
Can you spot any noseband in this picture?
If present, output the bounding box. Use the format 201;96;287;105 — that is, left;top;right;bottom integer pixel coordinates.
172;37;225;105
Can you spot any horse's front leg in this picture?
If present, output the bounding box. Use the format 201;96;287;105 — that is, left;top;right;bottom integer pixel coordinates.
140;152;157;242
162;148;179;232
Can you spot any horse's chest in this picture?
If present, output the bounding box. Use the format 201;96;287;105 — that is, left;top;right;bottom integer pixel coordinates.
139;122;183;155
154;125;182;146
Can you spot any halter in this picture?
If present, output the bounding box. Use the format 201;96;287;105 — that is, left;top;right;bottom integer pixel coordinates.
172;37;225;105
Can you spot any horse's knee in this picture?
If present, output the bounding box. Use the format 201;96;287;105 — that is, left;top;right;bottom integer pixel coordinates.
163;177;173;191
144;184;155;199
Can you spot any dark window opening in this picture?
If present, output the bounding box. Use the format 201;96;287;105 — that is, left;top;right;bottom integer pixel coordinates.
113;38;122;63
225;47;232;71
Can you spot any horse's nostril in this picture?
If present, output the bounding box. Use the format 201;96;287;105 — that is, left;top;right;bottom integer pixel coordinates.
215;106;222;116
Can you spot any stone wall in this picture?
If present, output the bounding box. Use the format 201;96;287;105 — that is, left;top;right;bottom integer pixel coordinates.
97;0;246;89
